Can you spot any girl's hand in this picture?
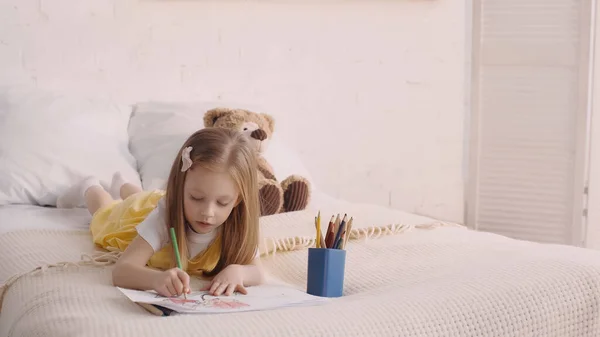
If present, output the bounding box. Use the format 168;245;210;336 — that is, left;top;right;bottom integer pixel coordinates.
203;264;248;296
152;268;190;297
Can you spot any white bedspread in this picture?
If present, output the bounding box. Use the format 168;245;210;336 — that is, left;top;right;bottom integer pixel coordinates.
1;203;600;337
0;204;90;235
0;190;437;235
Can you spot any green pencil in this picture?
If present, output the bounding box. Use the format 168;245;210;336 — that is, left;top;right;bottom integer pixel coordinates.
169;227;186;298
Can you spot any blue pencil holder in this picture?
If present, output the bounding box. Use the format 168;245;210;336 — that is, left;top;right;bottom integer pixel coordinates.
306;247;346;298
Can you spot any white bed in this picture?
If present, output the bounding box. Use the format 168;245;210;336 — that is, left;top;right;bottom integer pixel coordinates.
0;190;437;285
0;205;90;236
2;88;600;336
2;194;600;337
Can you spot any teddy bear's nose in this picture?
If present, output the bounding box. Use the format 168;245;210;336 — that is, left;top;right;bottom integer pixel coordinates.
251;129;267;141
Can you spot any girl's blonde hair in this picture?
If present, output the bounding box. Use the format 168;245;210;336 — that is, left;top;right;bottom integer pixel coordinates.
164;127;260;277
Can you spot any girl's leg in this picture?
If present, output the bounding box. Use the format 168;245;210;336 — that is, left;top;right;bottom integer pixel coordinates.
120;183;142;200
109;171;143;200
57;177;114;215
84;185;114;215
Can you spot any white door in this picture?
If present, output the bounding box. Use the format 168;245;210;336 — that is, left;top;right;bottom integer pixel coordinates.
467;0;594;246
585;0;600;249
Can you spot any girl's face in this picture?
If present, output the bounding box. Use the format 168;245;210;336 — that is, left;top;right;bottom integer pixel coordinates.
183;165;240;234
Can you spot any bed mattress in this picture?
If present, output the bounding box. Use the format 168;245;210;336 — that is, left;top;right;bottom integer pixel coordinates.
1;198;600;337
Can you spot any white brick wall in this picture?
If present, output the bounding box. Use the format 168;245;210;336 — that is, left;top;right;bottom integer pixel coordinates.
0;0;468;223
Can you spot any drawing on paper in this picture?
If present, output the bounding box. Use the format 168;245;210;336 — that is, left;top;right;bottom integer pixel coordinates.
154;292;250;310
197;294;250;309
117;284;330;314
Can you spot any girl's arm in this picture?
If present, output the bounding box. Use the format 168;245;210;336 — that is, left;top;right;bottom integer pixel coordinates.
112;236;190;296
112;235;160;290
240;257;266;286
203;257;266;296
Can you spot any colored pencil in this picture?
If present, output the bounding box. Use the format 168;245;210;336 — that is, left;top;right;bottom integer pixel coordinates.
341;217;353;249
314;216;324;248
328;214;339;248
324;215;335;248
169;227;187;299
138;303;166;316
316;211;322;248
336;229;346;249
339;214;347;229
333;214;341;234
319;226;325;248
335;214;347;247
332;215;346;249
314;216;319;248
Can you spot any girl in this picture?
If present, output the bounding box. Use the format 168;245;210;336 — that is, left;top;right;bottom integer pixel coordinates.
57;128;265;297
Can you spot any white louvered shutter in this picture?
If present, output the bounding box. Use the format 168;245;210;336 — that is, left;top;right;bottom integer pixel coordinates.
467;0;593;245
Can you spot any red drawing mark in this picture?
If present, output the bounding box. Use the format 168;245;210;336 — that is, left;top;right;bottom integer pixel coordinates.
168;298;199;305
204;298;250;309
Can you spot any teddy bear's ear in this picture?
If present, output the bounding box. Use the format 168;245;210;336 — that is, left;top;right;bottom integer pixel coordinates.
204;108;232;127
261;113;275;132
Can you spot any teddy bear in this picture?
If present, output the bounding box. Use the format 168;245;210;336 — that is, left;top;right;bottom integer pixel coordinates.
203;107;311;216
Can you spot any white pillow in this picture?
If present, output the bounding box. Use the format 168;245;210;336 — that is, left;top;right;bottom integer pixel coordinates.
129;101;315;191
0;86;140;206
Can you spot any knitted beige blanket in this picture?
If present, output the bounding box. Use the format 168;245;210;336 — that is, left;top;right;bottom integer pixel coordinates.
1;208;600;337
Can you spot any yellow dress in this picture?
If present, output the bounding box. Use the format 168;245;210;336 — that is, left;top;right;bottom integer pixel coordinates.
89;190;221;275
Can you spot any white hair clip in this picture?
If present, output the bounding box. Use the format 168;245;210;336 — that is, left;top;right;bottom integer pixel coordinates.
181;146;193;172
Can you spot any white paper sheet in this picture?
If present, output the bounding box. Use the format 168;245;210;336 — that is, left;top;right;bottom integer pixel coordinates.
117;285;330;314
